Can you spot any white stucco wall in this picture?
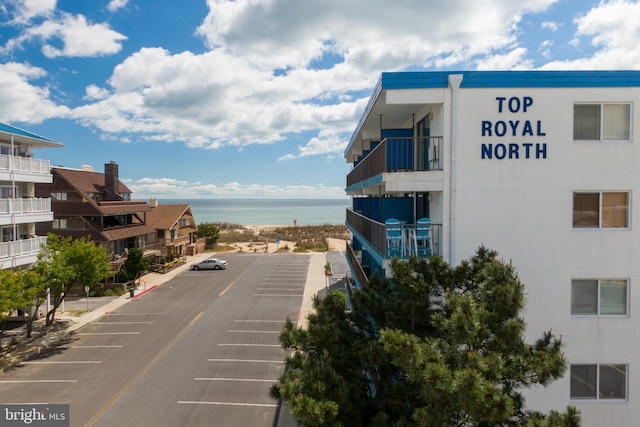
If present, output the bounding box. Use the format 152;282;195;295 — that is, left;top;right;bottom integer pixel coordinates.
448;86;639;425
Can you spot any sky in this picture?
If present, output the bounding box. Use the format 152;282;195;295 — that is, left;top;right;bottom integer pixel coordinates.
1;0;640;200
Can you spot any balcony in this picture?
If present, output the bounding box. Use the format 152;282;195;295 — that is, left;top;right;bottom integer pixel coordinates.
346;136;443;189
0;154;52;181
0;236;47;268
0;198;53;226
346;208;442;260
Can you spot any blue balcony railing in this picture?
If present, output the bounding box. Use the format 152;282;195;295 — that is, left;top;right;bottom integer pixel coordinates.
347;136;443;188
346;208;442;260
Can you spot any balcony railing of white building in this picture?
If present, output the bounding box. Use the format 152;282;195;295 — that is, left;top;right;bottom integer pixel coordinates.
347;136;443;188
0;236;47;260
346;208;442;260
0;198;52;216
0;154;51;175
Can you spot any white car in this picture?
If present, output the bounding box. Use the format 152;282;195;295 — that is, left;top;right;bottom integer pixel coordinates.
191;258;228;270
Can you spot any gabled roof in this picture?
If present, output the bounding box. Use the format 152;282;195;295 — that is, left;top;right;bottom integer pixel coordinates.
53;167;132;195
51;166;151;215
146;204;194;230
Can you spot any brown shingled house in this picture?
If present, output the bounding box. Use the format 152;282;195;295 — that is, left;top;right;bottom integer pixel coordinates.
146;199;201;257
34;162;161;260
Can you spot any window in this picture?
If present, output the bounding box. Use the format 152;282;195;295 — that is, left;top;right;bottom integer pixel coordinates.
52;219;67;229
573;192;629;228
574;103;631;141
50;192;67;201
571;279;628;315
571;364;627;400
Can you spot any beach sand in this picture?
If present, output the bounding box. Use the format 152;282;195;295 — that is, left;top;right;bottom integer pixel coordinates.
221;224;346;254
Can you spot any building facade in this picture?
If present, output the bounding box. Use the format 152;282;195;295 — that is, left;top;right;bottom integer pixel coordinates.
0;123;63;270
146;199;200;257
344;71;640;426
35;162;159;262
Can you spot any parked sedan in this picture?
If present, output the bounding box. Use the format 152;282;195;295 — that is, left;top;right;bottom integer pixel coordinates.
191;258;228;270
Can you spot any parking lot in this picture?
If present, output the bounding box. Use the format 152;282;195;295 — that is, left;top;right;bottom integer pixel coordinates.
0;252;328;427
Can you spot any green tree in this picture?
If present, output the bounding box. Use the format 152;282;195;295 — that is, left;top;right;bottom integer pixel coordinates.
0;269;23;351
195;222;220;248
36;234;111;326
118;247;148;282
272;247;580;426
18;269;49;338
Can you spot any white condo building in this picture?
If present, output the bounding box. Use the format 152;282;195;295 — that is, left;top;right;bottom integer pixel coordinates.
344;71;640;426
0;123;63;270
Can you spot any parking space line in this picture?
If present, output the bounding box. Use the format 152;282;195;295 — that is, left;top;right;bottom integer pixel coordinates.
76;332;140;335
22;361;102;364
0;380;77;383
217;344;280;347
105;313;165;316
177;401;278;408
233;320;289;323
252;293;303;296
68;345;123;349
194;378;276;382
85;312;204;427
92;322;154;325
207;359;284;363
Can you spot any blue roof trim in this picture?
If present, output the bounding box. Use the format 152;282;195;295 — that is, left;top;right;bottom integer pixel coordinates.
0;122;56;143
345;174;383;192
346;70;640;153
381;70;640;89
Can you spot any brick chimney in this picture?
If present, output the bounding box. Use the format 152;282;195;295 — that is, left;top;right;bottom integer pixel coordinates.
104;161;119;201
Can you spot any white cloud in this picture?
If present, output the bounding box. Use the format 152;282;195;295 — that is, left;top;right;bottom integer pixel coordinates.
541;21;559;31
125;177;346;199
7;0;57;24
27;12;127;58
84;84;110;101
107;0;129;13
0;62;69;123
542;0;640;70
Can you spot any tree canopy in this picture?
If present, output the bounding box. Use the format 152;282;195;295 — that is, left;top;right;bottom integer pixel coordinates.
271;246;580;427
195;222;221;248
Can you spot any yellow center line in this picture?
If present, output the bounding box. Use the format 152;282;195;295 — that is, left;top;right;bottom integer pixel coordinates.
219;255;263;297
84;312;204;427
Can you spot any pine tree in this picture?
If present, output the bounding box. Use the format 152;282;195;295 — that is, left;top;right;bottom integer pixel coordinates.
272;246;580;426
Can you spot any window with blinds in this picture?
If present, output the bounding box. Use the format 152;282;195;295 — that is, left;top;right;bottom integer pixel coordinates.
574;103;631;141
573;192;629;228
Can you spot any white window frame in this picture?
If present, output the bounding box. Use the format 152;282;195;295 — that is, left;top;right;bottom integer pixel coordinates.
573;191;630;229
570;364;628;401
573;103;631;142
571;278;629;316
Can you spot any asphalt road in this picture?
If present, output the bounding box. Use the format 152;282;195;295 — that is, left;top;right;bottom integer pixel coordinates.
0;252;311;427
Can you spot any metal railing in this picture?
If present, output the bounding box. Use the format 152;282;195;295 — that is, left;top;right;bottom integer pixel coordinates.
346;242;369;289
0;198;52;215
347;136;443;187
346;208;442;259
0;154;51;175
0;236;47;259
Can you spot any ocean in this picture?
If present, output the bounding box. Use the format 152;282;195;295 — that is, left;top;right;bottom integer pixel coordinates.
159;199;350;226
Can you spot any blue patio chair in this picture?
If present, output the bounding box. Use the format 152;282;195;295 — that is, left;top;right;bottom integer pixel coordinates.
385;218;403;258
416;217;432;257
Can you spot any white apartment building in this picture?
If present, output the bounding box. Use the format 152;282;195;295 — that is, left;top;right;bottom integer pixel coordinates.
344;71;640;426
0;123;63;269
